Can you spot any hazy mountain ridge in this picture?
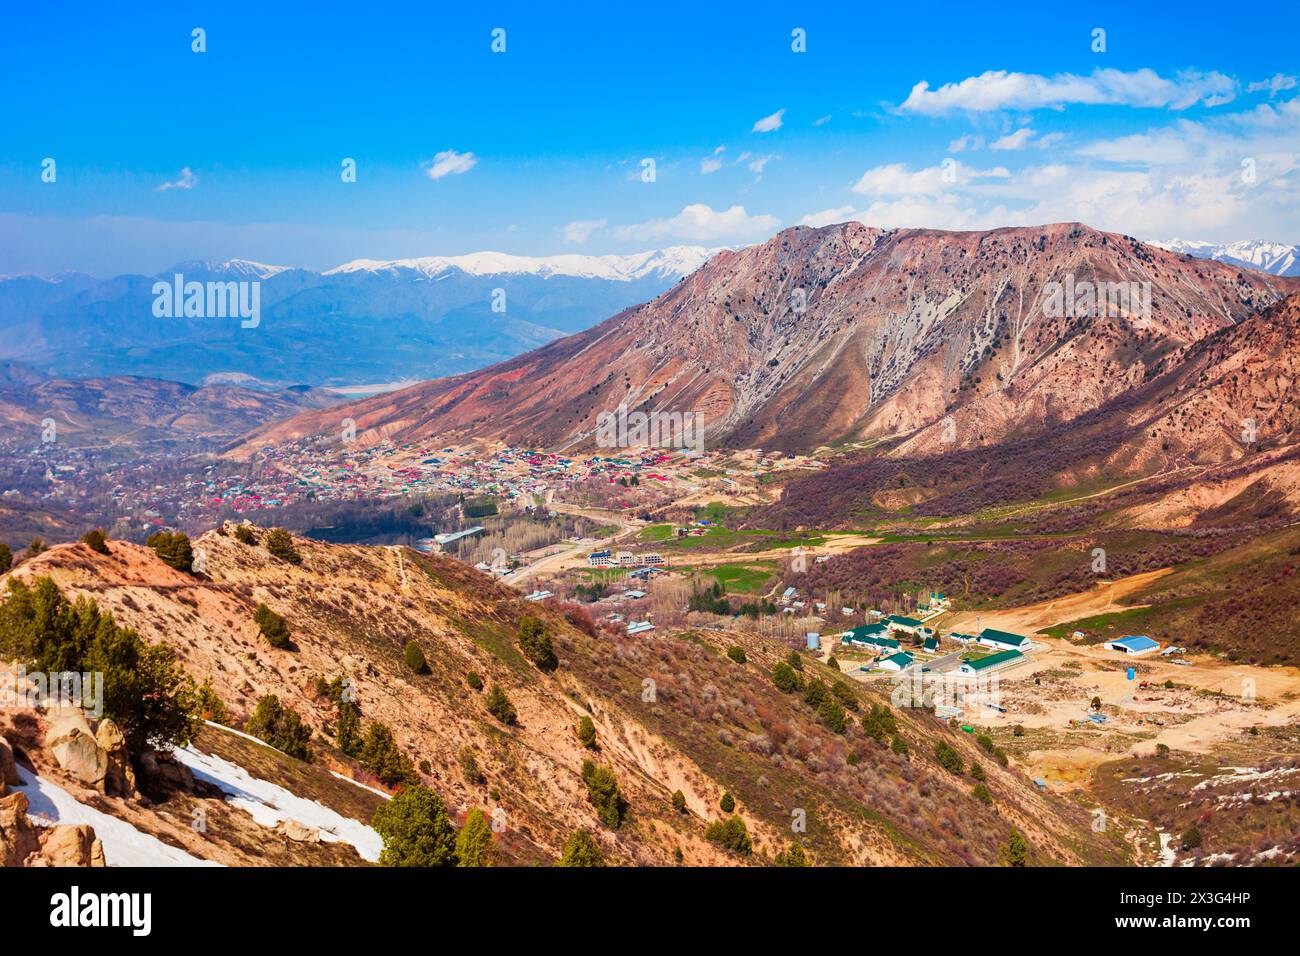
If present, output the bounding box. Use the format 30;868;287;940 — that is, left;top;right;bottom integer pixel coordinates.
0;248;716;388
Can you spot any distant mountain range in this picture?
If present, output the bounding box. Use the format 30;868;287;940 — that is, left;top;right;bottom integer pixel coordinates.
239;222;1299;461
0;247;719;388
1152;238;1300;276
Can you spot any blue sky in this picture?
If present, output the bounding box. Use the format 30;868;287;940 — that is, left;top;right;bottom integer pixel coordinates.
2;1;1297;274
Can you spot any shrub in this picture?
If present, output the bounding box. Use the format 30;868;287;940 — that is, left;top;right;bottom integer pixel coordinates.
27;537;45;557
245;694;313;761
455;808;497;867
1181;825;1203;851
146;530;193;573
934;741;964;775
466;671;484;691
862;704;898;742
81;529;109;554
973;783;993;805
771;661;803;694
1012;724;1025;737
704;816;752;855
254;603;292;650
517;615;557;672
970;761;987;782
803;678;828;708
581;760;627;828
890;734;909;756
671;790;687;814
830;679;860;712
0;577;201;757
0;543;10;572
485;685;517;725
1002;829;1029;867
976;733;996;755
336;699;362;757
557;828;605;867
719;791;735;813
784;650;804;671
403;641;428;674
576;715;598;750
194;678;229;724
726;645;747;664
774;843;810;866
264;528;302;565
232;524;257;545
371;785;457;867
817;695;848;733
459;746;485;785
358;722;418;787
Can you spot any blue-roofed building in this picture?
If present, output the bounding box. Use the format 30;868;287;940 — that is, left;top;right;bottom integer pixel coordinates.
1104;635;1161;656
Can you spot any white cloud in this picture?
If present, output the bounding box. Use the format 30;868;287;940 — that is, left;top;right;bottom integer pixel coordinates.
700;157;724;174
799;206;857;227
560;219;607;244
748;154;777;175
156;167;198;192
946;134;983;153
424;149;477;180
1248;74;1298;97
752;108;786;133
812;114;832;126
615;203;780;242
851;161;1009;197
898;68;1238;115
990;127;1036;151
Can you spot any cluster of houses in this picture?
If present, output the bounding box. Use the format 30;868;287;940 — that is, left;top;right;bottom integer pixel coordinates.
839;619;1032;676
587;549;666;568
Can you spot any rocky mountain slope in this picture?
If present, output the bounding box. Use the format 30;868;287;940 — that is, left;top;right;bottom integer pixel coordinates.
236;222;1298;458
0;529;1129;866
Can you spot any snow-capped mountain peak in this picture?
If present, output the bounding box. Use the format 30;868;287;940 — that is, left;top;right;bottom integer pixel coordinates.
323;246;722;282
1152;238;1300;277
160;259;294;279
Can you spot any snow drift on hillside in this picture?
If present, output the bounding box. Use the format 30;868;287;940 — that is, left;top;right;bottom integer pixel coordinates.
175;746;383;863
16;765;218;867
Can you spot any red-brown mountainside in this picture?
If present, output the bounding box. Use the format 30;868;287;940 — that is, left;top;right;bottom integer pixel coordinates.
754;293;1300;531
233;222;1297;458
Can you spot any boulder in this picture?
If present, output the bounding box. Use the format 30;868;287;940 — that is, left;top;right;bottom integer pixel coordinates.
39;823;104;867
0;737;19;792
277;819;321;843
138;750;194;792
95;718;136;798
0;792;42;866
46;709;108;790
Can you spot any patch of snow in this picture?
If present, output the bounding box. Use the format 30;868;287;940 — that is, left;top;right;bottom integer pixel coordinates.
15;765;218;867
175;746;382;862
1156;831;1178;867
329;771;391;801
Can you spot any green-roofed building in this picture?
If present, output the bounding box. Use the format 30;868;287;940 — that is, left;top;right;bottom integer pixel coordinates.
840;623;901;651
959;650;1024;674
877;651;915;672
884;614;924;634
977;628;1030;651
